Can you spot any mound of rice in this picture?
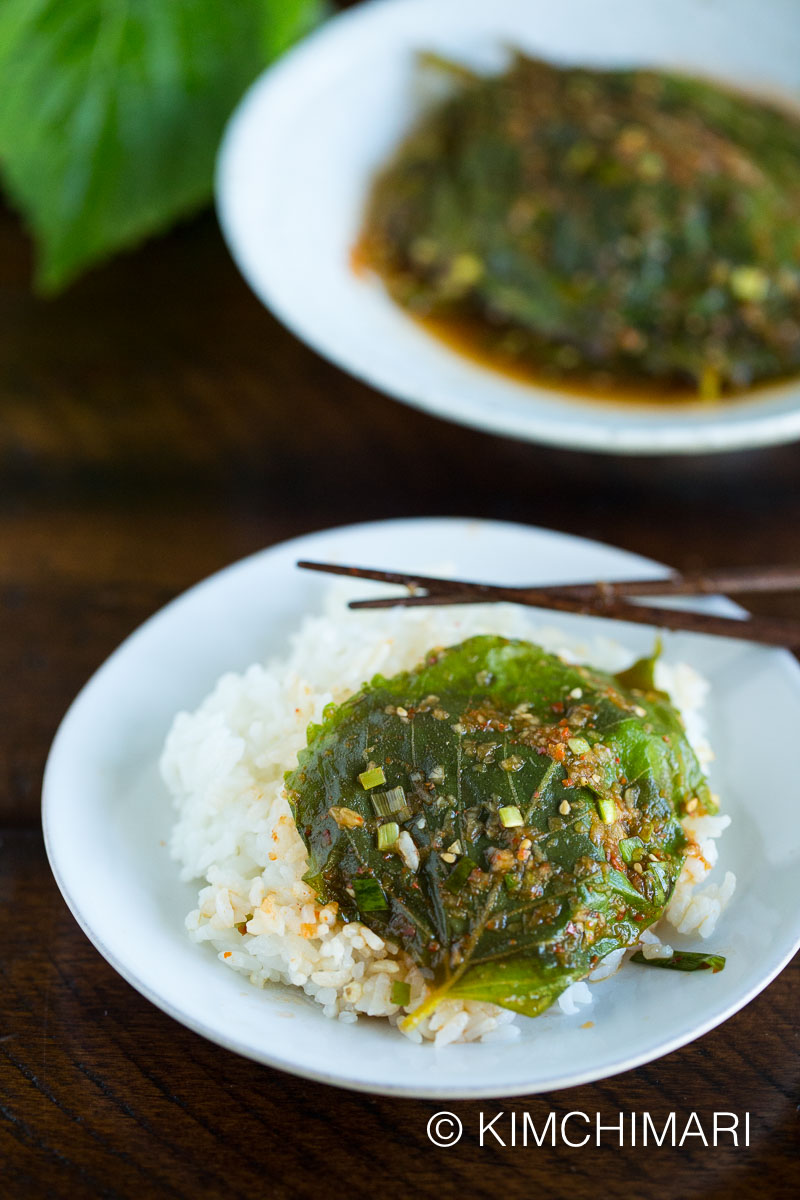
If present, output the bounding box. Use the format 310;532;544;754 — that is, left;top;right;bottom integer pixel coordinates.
160;587;735;1046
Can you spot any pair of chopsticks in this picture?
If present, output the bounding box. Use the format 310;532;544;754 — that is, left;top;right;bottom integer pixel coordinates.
297;561;800;648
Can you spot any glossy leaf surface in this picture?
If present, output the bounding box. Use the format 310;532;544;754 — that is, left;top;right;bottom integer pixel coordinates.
286;636;712;1020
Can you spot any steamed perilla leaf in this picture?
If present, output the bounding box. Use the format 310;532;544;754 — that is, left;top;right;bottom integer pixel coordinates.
0;0;325;292
360;54;800;394
285;636;713;1026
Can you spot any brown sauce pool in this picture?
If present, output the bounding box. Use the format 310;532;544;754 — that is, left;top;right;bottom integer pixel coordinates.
414;311;709;408
351;242;736;410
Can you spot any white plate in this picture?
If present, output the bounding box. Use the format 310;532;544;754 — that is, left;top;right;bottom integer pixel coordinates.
216;0;800;456
43;518;800;1098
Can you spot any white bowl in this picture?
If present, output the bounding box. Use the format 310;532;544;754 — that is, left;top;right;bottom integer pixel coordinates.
216;0;800;455
43;518;800;1097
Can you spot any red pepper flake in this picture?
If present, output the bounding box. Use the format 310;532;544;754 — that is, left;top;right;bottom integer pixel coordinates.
552;701;565;713
565;921;578;936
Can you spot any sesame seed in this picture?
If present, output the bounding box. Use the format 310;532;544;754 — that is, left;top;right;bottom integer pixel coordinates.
633;862;644;874
559;799;572;815
440;852;456;864
568;687;583;699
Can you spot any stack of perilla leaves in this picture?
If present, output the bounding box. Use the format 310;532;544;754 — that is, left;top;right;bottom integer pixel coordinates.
287;636;714;1027
361;54;800;397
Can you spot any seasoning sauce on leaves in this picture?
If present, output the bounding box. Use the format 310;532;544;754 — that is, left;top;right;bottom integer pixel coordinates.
285;637;713;1024
359;54;800;399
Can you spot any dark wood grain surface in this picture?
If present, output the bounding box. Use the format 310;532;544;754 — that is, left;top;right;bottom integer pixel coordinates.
1;195;799;1198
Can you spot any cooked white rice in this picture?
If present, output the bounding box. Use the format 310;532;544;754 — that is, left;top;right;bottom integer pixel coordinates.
161;585;735;1045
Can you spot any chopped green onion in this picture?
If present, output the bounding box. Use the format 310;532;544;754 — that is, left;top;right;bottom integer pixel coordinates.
567;736;590;756
371;786;408;818
391;980;411;1007
499;805;523;828
606;866;653;909
372;792;394;817
631;950;726;973
503;873;519;893
351;877;388;912
377;822;399;851
359;766;386;790
619;836;645;864
647;861;669;905
596;795;616;824
445;856;476;893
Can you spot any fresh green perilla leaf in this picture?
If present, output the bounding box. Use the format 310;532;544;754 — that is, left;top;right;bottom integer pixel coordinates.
286;636;714;1028
0;0;326;292
631;950;726;973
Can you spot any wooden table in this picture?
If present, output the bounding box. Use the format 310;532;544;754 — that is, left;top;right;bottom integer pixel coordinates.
1;202;798;1198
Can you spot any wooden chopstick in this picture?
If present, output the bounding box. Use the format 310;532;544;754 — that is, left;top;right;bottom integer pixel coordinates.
297;560;800;599
296;559;800;649
355;589;800;647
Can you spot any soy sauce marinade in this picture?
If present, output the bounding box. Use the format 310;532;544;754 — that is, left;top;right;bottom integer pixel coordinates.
358;55;800;401
286;637;719;1027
